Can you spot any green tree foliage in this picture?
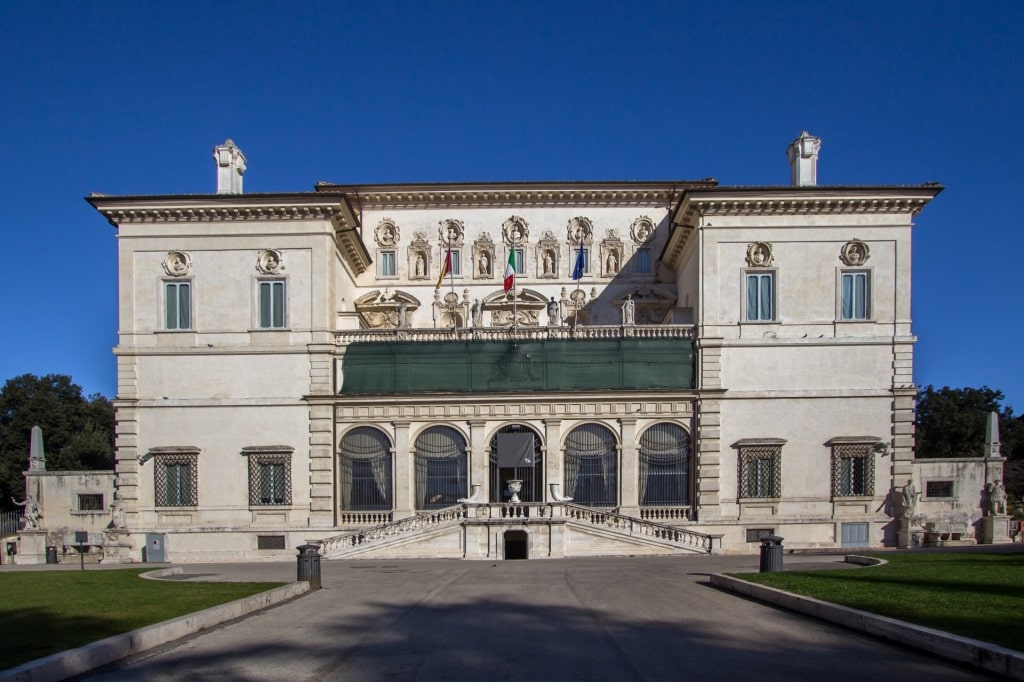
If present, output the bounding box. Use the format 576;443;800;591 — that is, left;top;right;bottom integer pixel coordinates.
0;374;114;511
916;385;1024;499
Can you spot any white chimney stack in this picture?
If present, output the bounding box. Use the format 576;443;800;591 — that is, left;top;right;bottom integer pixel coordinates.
787;131;821;187
213;139;247;194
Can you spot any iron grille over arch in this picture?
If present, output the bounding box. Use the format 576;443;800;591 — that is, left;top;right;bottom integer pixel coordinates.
564;423;618;508
638;423;691;507
489;424;544;503
414;425;468;510
339;427;393;511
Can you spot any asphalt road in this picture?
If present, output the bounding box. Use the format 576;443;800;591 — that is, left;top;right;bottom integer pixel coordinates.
81;554;995;681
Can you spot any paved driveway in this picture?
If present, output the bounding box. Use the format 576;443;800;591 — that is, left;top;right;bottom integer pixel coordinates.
83;554;993;681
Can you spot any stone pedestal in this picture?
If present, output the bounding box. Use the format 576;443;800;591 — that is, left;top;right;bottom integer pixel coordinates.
896;517;912;549
979;515;1013;544
14;530;47;565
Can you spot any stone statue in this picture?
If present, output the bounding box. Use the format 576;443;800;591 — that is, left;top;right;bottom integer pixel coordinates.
986;481;1007;516
547;297;560;326
12;496;40;530
397;302;408;329
415;254;425;277
543;251;553;275
621;295;635;325
478;252;489;275
471;299;483;327
892;480;917;518
607;252;618;273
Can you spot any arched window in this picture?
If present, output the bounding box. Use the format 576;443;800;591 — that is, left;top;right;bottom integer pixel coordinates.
339;427;393;511
639;423;691;507
564;424;618;507
489;424;544;503
414;426;468;510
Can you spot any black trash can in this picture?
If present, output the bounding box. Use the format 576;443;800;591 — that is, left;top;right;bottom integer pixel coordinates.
296;544;322;589
45;546;58;564
759;535;784;573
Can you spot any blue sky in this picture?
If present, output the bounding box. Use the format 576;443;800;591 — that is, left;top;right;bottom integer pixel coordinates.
1;1;1021;409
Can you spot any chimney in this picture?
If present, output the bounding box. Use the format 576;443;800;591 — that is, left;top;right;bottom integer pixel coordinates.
787;131;821;186
213;139;247;194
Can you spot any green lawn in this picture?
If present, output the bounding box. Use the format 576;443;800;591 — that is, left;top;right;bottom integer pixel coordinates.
737;552;1024;651
0;569;284;670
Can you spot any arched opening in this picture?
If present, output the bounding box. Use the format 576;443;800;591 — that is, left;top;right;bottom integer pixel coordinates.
564;423;618;507
639;423;691;507
503;530;529;560
339;426;393;511
489;424;544;503
414;426;468;510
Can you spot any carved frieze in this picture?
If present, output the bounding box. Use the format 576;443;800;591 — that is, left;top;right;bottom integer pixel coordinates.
256;249;284;275
162;251;191;277
746;242;774;268
840;240;870;266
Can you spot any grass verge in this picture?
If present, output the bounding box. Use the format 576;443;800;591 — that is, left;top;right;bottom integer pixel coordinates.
737;552;1024;651
0;569;284;670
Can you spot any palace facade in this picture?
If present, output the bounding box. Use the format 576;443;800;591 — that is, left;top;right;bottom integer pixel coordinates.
75;133;984;563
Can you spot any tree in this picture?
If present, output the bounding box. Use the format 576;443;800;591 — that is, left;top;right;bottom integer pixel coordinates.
915;385;1024;499
0;374;114;511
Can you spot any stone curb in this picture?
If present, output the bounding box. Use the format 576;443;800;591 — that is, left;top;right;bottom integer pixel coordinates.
709;556;1024;680
1;571;311;682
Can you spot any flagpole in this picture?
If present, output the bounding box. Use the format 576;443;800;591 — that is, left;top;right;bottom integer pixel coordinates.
572;243;583;334
512;247;518;333
448;236;456;326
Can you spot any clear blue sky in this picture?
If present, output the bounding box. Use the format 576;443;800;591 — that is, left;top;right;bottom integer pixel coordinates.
1;1;1021;409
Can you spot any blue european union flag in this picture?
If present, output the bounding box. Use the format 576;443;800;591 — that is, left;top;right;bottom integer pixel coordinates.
571;246;584;280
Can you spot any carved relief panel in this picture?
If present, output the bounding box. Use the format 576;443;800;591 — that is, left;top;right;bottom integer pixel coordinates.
746;242;774;268
472;232;495;280
354;289;420;329
375;219;400;248
630;216;655;245
408;231;432;281
600;229;624;277
567;217;594;245
536;230;560;279
163;251;192;277
256;249;284;275
502;216;530;246
438;219;465;247
484;288;545;327
618;286;677;325
561;286;596;327
839;240;870;266
432;288;470;328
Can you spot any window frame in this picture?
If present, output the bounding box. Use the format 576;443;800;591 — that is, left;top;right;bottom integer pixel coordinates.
924;479;956;499
838;268;872;321
256;278;287;330
76;493;105;512
743;269;777;323
378;250;397;278
150;448;200;508
635;248;652;274
827;438;878;499
163;279;192;331
513;248;526;275
243;446;294;507
735;439;784;500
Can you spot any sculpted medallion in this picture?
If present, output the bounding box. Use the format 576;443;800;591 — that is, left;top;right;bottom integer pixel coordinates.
256;249;284;275
163;251;192;277
746;242;774;268
840;240;870;266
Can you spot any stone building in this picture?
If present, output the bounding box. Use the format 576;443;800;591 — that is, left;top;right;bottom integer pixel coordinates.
77;133;998;563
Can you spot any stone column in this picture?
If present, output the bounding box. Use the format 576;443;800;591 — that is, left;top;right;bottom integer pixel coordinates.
619;417;639;517
468;420;488;501
392;421;414;520
543;419;562;501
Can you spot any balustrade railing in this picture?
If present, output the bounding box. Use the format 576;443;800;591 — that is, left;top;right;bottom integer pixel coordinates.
321;505;466;556
639;507;691;522
335;324;694;345
338;511;393;526
564;504;713;553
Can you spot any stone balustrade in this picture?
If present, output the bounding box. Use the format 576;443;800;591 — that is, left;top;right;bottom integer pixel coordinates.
564;504;716;553
320;505;466;557
335;324;695;345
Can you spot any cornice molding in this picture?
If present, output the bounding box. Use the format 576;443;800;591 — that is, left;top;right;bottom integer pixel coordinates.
677;196;933;223
92;202;342;226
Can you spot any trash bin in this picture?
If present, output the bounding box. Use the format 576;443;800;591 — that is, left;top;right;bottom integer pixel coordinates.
759;535;783;573
45;546;58;564
296;544;322;589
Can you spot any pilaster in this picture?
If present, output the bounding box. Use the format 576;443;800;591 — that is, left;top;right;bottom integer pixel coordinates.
543;419;563;501
695;394;723;521
392;421;414;519
308;403;335;527
619;417;639;516
467;420;488;501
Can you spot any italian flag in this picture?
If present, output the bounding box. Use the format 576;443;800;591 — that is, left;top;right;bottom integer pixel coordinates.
503;250;516;291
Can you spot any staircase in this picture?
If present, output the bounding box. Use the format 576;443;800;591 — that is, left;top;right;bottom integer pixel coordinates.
319;502;720;559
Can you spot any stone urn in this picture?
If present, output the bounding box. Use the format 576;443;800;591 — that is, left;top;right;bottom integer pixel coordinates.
507;479;523;504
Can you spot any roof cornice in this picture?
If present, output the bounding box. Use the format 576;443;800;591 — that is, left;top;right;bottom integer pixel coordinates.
85;193;344;226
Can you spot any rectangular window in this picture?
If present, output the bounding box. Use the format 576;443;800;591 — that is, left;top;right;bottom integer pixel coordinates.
926;480;955;498
164;281;191;330
77;494;104;511
450;250;461;276
258;280;286;329
635;248;651;274
830;442;875;498
746;272;774;321
379;251;396;277
738;442;782;498
841;271;870;320
246;450;293;506
257;535;286;550
154;453;198;507
513;248;525;275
